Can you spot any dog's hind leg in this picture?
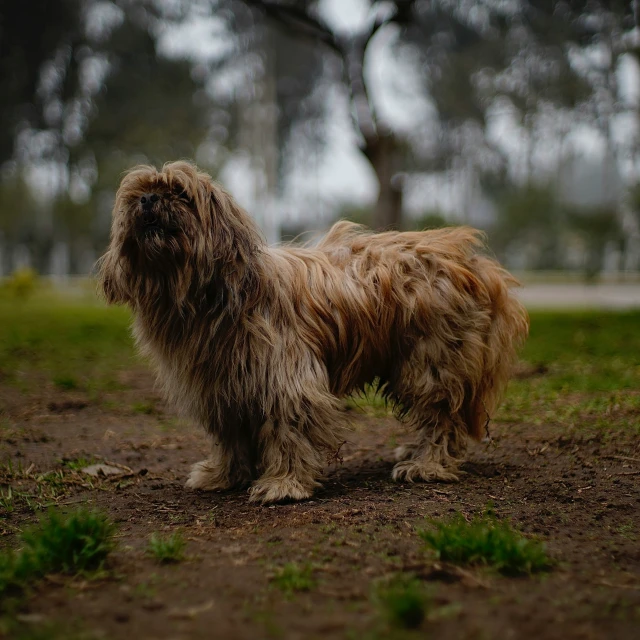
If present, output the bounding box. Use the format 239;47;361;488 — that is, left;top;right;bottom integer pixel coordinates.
388;336;474;483
186;439;254;491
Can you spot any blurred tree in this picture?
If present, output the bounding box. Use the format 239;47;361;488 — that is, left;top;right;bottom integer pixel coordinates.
0;178;41;274
0;0;85;165
629;182;640;224
491;183;563;270
1;0;638;275
70;5;217;251
1;0;226;271
238;0;613;230
271;27;327;186
336;202;375;227
565;205;623;280
241;0;419;230
409;210;449;231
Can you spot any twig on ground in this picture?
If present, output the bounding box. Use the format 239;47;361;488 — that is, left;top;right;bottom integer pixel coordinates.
594;580;640;590
603;455;640;464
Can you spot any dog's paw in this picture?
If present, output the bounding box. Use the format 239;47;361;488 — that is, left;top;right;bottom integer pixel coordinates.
391;460;459;483
248;477;314;504
185;460;231;491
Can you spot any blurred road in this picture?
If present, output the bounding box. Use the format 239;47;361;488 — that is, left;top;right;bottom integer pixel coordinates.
516;284;640;309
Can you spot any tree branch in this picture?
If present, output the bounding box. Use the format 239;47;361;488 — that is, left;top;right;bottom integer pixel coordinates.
240;1;417;158
242;0;342;54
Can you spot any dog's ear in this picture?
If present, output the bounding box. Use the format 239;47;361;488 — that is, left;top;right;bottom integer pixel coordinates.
95;249;131;305
198;176;263;256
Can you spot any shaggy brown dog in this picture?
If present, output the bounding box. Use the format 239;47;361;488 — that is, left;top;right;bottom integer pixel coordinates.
97;161;529;504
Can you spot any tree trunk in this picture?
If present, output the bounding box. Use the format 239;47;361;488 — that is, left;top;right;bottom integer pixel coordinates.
367;131;403;230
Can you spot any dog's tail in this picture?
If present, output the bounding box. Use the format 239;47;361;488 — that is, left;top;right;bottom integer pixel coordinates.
464;256;529;440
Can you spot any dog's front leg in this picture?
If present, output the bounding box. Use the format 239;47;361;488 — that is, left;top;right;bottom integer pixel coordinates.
248;420;323;504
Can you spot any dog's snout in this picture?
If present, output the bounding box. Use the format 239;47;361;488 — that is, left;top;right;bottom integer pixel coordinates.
140;193;160;226
140;193;159;210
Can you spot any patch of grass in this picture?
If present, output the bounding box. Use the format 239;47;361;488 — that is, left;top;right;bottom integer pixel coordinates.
0;508;116;605
616;523;637;541
20;509;116;575
2;268;38;300
0;487;15;513
373;574;430;630
271;563;316;596
0;549;31;601
63;457;96;471
320;523;338;534
346;382;392;417
132;401;155;415
346;312;640;433
0;292;133;392
3;292;637;436
418;511;550;576
147;532;186;563
497;311;640;434
53;375;79;390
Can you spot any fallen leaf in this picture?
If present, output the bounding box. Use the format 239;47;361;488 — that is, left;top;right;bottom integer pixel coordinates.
82;464;127;477
168;600;215;619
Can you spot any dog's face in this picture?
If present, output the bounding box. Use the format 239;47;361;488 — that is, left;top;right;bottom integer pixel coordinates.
113;162;210;269
98;161;259;307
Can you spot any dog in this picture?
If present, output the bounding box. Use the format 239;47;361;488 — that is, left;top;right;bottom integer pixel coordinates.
97;161;529;504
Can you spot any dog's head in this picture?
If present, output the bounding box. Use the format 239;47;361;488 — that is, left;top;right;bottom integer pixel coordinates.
97;161;261;307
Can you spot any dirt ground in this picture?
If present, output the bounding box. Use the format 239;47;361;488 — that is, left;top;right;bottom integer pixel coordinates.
1;364;639;640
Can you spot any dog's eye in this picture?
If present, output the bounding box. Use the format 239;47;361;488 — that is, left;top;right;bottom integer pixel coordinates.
175;189;191;202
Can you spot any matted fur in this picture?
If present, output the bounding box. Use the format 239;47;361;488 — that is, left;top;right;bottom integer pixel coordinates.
97;161;529;503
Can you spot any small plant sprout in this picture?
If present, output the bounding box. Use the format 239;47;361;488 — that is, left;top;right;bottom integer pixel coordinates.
147;532;186;563
271;563;316;596
373;574;430;630
53;375;80;390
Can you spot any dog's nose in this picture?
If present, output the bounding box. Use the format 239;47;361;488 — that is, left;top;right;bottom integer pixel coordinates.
140;193;159;210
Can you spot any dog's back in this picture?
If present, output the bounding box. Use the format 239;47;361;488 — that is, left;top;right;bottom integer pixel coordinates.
312;220;529;440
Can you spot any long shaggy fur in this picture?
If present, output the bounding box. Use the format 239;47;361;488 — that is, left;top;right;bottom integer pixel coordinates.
97;161;529;503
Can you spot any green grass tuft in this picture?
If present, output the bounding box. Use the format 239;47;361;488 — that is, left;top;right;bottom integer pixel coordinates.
147;532;186;563
63;457;96;471
0;508;116;605
2;268;38;300
53;375;79;390
373;574;430;630
0;549;33;601
132;402;155;415
20;508;116;575
419;511;550;576
271;563;316;596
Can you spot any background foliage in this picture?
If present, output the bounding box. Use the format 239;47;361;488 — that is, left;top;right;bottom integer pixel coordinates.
1;0;640;277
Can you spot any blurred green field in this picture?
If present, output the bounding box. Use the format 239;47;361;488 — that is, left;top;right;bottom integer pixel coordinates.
1;290;638;433
500;310;640;434
0;289;134;396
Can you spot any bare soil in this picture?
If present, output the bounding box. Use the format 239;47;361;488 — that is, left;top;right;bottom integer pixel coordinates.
1;368;639;639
